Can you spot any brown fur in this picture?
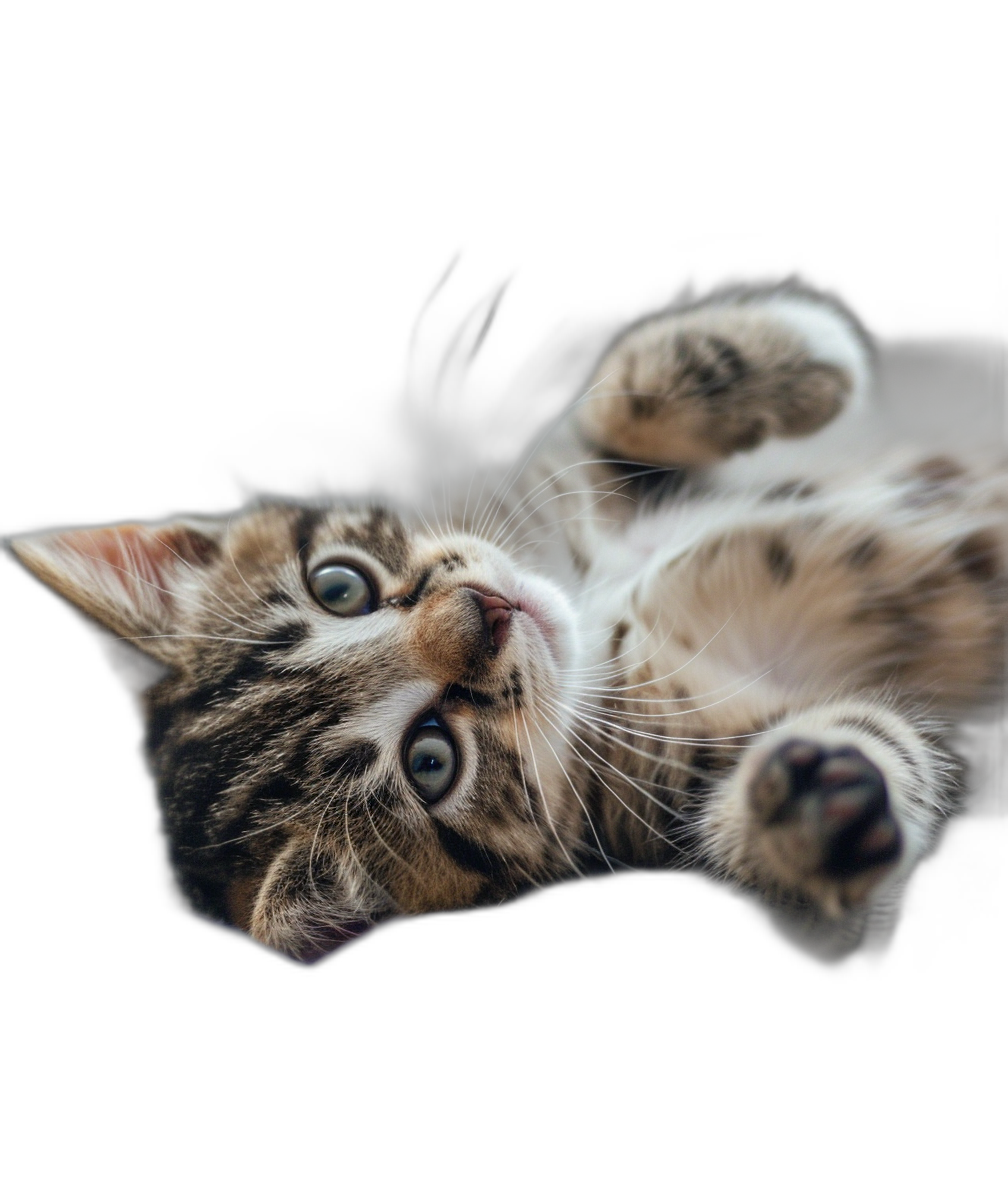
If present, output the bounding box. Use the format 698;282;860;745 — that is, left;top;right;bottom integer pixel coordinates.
9;280;1006;958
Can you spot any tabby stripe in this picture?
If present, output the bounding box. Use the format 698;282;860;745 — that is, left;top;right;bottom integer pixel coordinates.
319;741;380;782
158;654;279;719
294;505;327;559
609;619;630;660
765;536;795;584
341;507;410;574
833;715;920;774
442;683;498;710
396;564;435;607
432;821;510;881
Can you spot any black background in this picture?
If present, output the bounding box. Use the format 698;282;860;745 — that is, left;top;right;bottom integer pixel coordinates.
3;85;1004;1065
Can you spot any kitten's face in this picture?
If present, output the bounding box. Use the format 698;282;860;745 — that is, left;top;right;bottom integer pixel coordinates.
12;502;582;959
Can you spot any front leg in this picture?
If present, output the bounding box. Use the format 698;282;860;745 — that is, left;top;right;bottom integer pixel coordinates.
576;281;872;467
700;699;951;919
474;281;871;559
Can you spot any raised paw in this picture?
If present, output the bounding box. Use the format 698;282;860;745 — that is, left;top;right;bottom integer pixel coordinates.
577;289;869;467
747;739;903;912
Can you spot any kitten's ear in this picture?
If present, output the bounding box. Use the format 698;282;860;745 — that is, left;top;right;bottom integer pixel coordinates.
7;518;224;663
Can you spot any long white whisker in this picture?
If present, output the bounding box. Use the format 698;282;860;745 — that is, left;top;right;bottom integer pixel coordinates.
528;710;615;872
518;708;583;877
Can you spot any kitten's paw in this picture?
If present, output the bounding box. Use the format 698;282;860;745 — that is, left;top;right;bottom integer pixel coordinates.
703;702;944;923
748;739;903;913
578;286;870;466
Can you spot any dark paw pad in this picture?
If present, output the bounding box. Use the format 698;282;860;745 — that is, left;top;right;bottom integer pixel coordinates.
750;740;903;879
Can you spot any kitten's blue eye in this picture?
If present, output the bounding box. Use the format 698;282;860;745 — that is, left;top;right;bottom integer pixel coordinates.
404;717;458;804
308;563;374;615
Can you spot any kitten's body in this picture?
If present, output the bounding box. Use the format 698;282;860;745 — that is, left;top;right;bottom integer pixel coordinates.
11;282;1007;959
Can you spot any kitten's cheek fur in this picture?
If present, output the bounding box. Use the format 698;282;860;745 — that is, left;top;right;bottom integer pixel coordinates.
514;573;579;671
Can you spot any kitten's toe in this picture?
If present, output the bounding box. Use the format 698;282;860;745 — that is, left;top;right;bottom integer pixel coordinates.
749;739;904;909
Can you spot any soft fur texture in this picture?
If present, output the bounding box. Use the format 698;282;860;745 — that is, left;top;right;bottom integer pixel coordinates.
11;281;1007;960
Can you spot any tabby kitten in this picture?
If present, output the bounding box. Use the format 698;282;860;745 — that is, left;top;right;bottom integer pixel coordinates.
10;282;1007;960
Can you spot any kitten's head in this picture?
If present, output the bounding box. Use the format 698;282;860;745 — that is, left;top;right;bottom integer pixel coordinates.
11;502;583;959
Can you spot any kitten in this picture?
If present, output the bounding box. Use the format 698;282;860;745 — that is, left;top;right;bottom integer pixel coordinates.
9;281;1007;961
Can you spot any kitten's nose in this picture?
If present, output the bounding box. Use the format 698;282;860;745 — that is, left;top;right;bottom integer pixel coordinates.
465;588;514;652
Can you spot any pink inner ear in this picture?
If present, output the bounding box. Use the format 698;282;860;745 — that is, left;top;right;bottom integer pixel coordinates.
61;524;215;599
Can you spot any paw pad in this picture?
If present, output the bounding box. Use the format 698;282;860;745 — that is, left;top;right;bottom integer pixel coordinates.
750;740;903;879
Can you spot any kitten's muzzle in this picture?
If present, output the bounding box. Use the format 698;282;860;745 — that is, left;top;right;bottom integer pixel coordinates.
413;585;515;681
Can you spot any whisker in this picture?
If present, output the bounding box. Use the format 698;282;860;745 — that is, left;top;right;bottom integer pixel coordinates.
224;517;276;612
123;633;287;646
83;550;268;638
538;698;691;834
528;710;615;872
521;700;582;880
152;533;268;633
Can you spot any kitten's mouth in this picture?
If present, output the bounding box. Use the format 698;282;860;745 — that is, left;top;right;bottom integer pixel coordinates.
514;588;562;663
460;573;572;667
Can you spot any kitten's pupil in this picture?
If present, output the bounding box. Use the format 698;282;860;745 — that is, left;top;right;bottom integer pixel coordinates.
308;563;373;615
405;720;457;803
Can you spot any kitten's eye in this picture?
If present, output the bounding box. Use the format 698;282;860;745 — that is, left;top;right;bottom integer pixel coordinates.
404;717;458;804
308;563;375;615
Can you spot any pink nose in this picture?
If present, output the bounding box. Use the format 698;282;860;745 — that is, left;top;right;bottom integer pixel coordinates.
466;589;514;652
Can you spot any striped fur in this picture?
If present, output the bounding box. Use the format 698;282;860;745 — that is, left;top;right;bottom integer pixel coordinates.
10;281;1007;958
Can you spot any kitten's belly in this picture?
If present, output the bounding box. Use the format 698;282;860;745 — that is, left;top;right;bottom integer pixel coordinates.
573;498;836;703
